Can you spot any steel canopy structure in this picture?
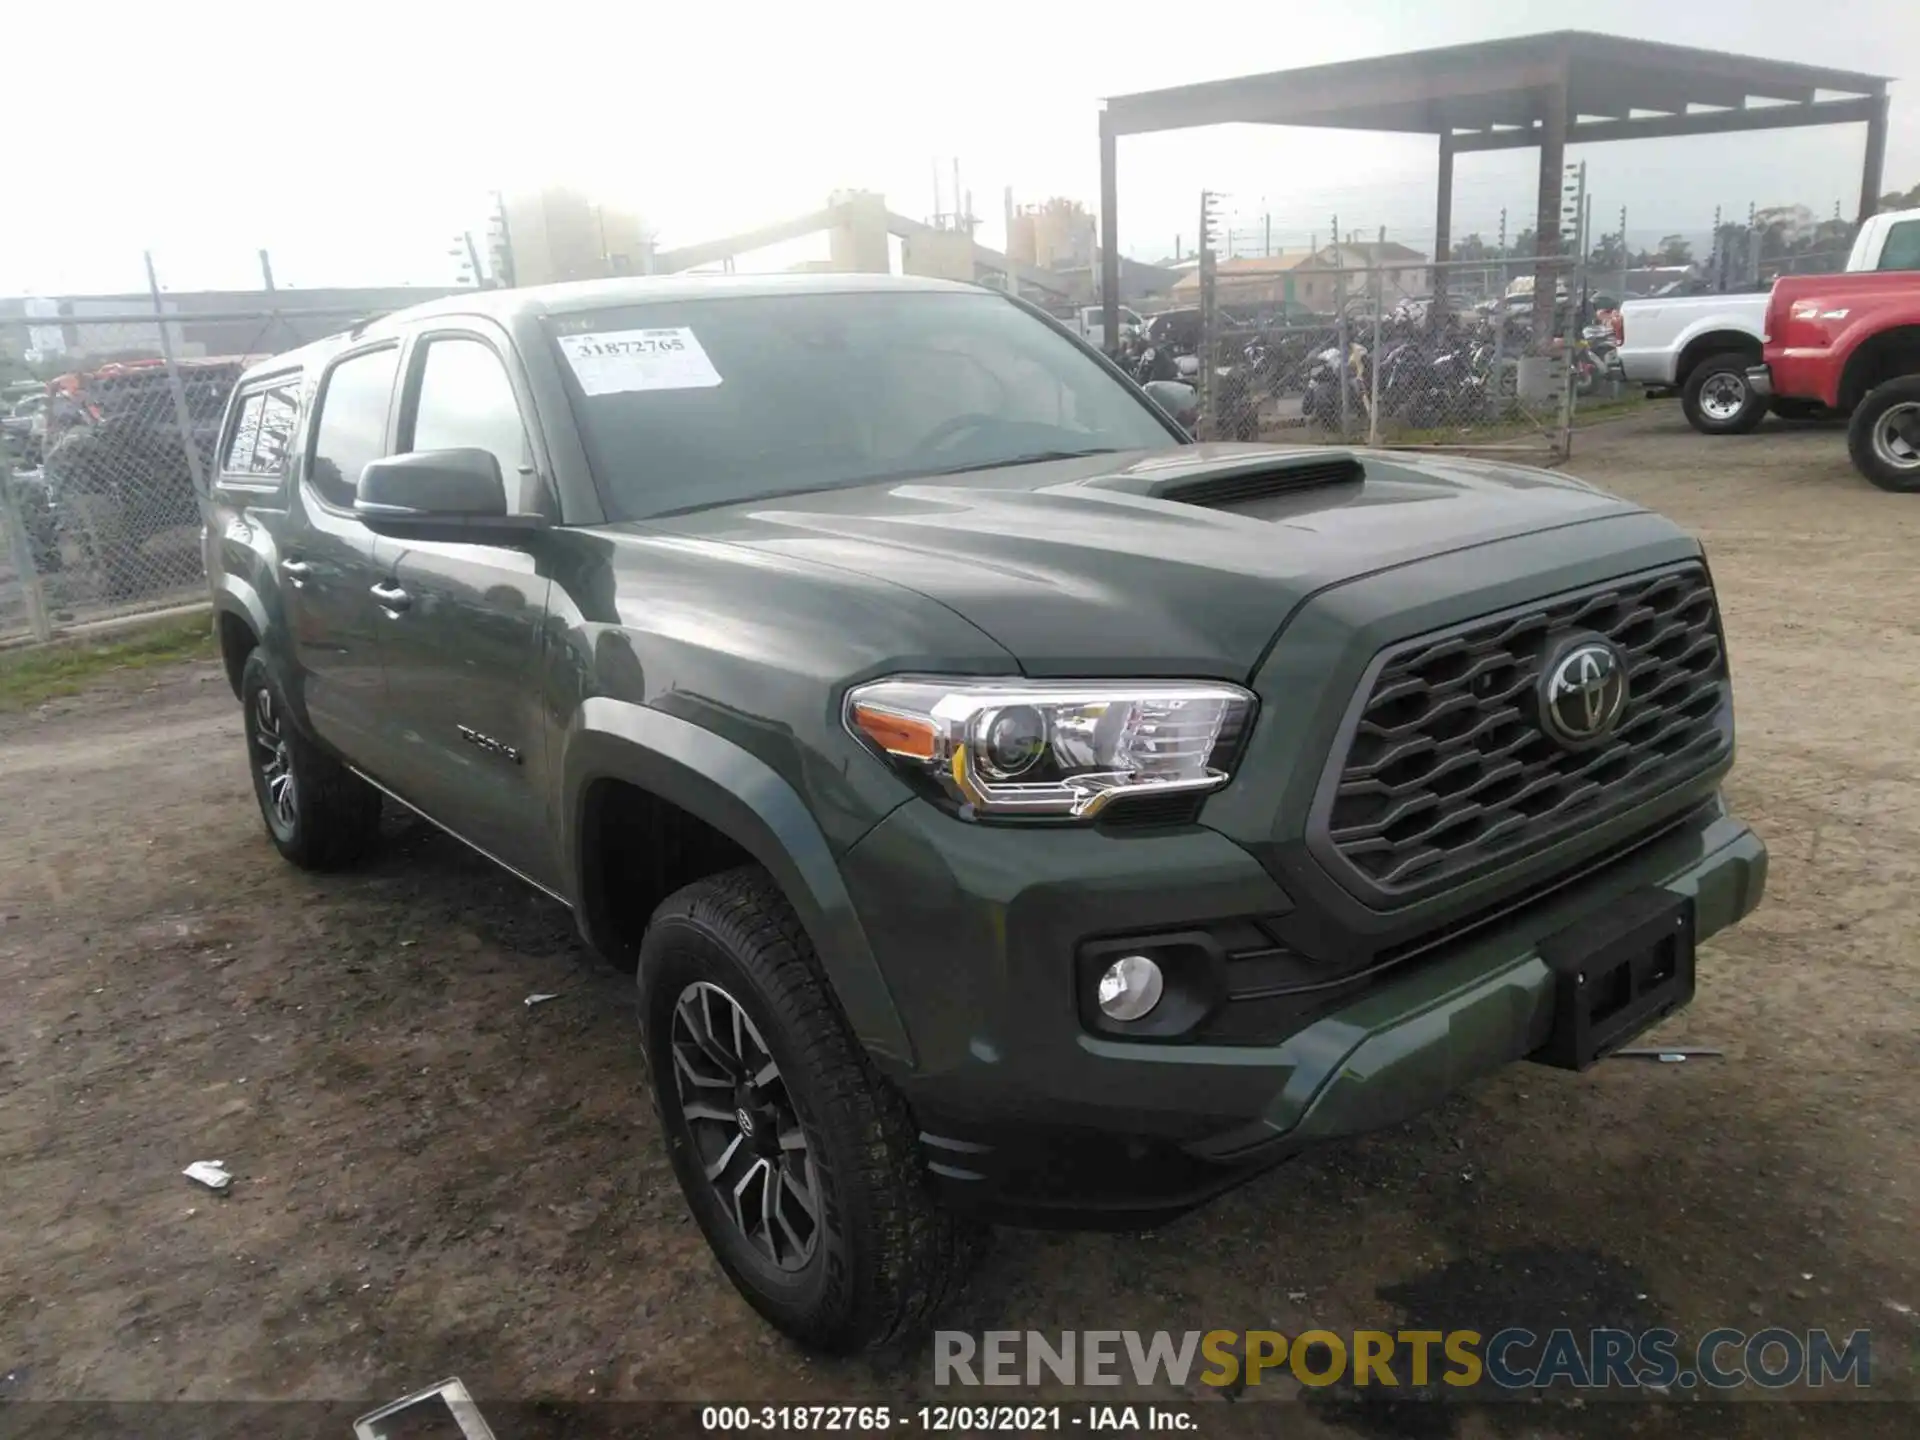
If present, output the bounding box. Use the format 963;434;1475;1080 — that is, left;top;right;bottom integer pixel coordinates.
1097;31;1890;348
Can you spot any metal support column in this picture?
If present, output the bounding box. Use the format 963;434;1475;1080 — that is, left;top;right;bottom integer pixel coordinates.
0;449;52;643
1099;111;1121;354
1532;79;1568;353
1433;131;1454;318
1858;90;1890;225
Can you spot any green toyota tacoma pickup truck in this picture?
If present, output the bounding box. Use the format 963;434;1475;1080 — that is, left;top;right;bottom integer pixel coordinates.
202;274;1765;1353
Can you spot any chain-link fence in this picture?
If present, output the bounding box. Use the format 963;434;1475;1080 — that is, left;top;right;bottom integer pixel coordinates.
1;339;228;643
1;299;372;645
1167;253;1600;459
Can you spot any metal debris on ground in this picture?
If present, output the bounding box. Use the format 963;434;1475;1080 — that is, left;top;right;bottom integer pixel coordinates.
353;1377;497;1440
1611;1046;1725;1061
182;1160;232;1191
523;992;561;1008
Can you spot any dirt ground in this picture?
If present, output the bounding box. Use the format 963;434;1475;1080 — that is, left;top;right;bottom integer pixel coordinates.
2;403;1916;1436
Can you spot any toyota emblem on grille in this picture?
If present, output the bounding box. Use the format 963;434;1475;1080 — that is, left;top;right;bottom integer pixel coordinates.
1539;638;1628;746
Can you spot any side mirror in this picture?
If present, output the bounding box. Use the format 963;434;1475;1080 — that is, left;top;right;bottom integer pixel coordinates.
354;448;548;542
1142;379;1199;435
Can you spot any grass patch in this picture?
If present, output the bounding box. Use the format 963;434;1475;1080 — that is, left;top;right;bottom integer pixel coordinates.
0;614;216;712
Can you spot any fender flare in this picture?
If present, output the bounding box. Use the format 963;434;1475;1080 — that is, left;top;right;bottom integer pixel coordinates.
1673;324;1761;386
210;572;269;643
563;697;916;1073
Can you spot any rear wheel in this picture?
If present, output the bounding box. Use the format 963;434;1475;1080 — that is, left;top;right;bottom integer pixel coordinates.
1681;353;1766;435
638;866;977;1352
1847;375;1920;493
239;652;381;869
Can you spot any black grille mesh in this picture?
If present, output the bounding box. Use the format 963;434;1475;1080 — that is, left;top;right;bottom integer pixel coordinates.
1321;565;1730;901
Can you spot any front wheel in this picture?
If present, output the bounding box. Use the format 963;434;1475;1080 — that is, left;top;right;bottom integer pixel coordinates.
1681;353;1767;435
1847;375;1920;493
638;866;978;1353
239;652;381;869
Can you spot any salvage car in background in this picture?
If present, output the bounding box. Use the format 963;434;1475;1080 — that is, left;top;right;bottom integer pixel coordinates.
1749;263;1920;490
1617;206;1920;434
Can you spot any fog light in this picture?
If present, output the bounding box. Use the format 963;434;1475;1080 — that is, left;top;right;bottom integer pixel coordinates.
1096;954;1164;1021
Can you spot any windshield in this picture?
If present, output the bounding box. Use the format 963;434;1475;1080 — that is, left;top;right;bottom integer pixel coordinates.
547;289;1181;521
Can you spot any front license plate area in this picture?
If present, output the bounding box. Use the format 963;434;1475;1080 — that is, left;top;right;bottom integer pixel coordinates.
1533;889;1695;1071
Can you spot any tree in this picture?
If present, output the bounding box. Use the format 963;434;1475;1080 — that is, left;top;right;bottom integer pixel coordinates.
1754;204;1815;262
1879;181;1920;212
1588;230;1629;272
1452;233;1490;263
1655;234;1693;265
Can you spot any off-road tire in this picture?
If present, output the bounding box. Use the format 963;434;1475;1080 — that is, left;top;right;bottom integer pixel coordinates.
1681;352;1767;435
638;865;978;1353
239;652;381;869
1846;375;1920;493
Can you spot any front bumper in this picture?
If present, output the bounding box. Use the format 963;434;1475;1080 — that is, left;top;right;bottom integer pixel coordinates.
843;802;1765;1227
1746;364;1773;398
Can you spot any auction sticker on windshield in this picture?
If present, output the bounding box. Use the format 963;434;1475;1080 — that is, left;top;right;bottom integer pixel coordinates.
557;328;723;395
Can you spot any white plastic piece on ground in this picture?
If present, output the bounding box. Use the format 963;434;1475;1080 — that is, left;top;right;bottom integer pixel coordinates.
183;1161;231;1191
354;1377;497;1440
524;992;561;1008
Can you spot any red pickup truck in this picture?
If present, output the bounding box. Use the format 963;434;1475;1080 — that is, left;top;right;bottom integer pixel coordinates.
1749;270;1920;491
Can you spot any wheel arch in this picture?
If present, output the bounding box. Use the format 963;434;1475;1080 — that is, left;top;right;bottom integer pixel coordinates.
211;581;268;699
1837;325;1920;413
563;697;916;1073
1675;329;1761;389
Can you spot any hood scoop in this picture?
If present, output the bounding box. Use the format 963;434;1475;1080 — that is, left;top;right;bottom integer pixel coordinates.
1065;451;1368;510
1153;455;1365;508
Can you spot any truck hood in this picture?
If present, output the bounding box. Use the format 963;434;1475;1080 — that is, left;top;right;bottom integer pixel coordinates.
633;444;1646;678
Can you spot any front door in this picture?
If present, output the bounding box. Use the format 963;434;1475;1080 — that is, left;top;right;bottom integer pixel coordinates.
283;344;402;761
371;328;557;889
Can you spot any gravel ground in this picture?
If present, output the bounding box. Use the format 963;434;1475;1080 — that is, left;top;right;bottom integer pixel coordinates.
1;402;1914;1437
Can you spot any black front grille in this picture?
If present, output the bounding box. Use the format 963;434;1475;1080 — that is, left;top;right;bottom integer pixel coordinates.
1316;564;1730;903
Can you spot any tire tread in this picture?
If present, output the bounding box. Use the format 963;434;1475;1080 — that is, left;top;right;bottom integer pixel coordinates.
645;866;976;1352
240;652;380;871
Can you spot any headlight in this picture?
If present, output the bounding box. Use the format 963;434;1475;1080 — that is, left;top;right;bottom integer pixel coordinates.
844;678;1255;819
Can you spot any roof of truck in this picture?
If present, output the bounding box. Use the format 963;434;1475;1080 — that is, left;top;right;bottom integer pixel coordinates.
237;273;991;385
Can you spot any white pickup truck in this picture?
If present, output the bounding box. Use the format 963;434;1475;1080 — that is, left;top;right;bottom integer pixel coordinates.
1618;207;1920;434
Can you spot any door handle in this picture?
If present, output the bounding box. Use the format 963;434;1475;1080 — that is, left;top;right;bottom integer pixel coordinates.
279;558;311;588
370;581;412;613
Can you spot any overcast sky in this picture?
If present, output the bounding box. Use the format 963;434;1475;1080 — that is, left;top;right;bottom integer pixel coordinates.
4;0;1914;295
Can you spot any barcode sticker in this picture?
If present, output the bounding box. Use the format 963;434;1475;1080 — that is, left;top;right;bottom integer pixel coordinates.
556;328;723;395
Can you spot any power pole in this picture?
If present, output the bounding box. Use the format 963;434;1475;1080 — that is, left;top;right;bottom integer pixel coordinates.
487;192;517;287
257;249;276;291
1264;212;1272;257
1618;205;1629;300
1199;190;1224;435
1003;186;1016;293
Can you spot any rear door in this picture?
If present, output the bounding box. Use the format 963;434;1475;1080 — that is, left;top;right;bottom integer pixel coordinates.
207;368;303;665
283;344;401;761
369;325;558;888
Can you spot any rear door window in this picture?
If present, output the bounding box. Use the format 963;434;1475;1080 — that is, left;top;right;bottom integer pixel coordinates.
219;378;302;487
307;347;399;509
1878;221;1920;272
